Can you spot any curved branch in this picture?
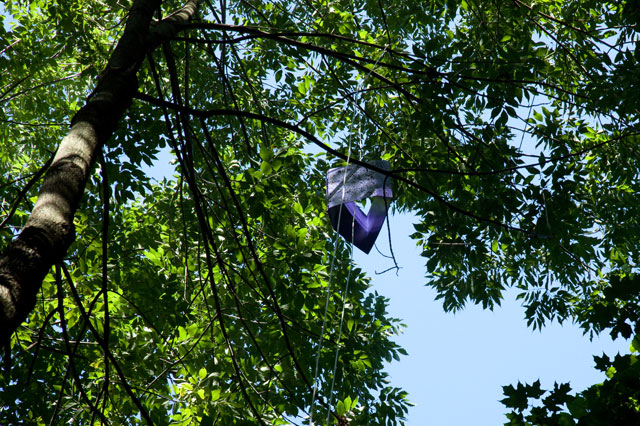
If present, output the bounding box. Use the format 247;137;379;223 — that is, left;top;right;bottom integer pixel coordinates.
135;92;547;237
184;22;421;104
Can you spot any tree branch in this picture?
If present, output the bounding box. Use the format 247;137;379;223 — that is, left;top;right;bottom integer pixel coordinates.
0;0;201;346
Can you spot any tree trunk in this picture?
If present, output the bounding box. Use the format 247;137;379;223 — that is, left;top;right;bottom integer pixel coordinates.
0;0;200;343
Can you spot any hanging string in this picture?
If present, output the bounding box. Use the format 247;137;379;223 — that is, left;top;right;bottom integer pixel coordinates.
309;46;388;425
324;103;363;426
324;245;354;425
309;131;354;426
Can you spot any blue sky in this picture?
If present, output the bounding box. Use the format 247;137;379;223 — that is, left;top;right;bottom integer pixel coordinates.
353;211;629;425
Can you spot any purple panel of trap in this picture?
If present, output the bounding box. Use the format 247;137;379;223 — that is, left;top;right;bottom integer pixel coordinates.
328;198;389;254
326;161;393;253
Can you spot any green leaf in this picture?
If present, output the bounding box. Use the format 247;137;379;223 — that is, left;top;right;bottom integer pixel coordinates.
260;161;272;174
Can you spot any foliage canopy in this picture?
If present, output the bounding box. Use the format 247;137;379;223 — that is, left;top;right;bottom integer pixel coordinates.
1;0;640;424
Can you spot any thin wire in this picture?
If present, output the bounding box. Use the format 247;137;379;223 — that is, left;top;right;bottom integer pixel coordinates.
324;115;361;426
325;47;390;422
309;138;353;426
324;249;354;425
310;46;388;425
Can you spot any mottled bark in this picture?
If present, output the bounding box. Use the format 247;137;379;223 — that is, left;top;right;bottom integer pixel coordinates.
0;0;200;343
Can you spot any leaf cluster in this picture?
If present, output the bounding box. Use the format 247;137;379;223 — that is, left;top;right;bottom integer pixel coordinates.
2;0;640;424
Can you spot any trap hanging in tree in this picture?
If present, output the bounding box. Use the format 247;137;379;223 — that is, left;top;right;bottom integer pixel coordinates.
326;160;393;254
